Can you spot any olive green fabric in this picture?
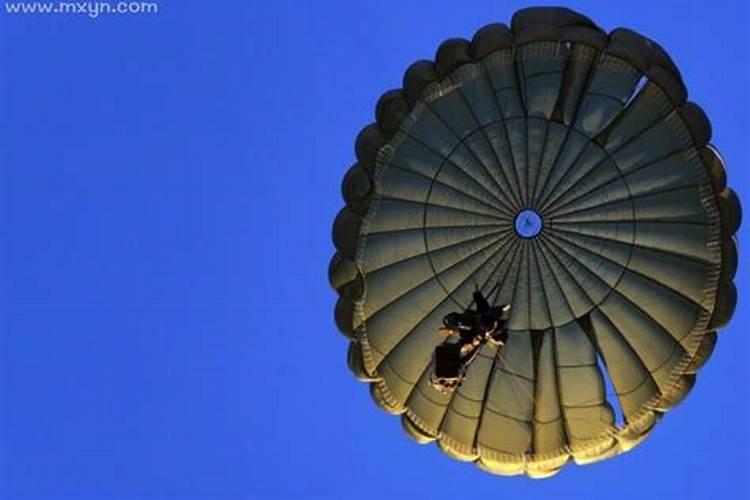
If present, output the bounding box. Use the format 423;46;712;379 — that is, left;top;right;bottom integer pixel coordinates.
329;7;740;477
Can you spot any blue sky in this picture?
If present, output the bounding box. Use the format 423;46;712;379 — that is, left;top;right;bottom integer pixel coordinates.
1;1;748;499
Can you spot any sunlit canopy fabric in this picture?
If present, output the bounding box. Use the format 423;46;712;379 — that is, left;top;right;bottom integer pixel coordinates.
329;7;740;478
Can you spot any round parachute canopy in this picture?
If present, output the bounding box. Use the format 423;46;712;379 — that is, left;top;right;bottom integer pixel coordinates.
329;7;740;477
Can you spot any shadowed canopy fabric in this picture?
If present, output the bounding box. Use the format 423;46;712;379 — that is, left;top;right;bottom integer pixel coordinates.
329;7;740;478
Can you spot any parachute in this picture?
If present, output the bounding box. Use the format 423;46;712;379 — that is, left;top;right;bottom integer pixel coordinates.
328;7;740;477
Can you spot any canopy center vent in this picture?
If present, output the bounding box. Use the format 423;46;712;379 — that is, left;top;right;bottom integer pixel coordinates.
514;209;543;238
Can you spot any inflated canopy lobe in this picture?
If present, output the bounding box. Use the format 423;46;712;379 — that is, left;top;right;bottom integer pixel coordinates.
329;7;740;478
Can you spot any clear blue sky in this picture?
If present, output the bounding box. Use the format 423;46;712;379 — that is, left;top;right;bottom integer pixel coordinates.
1;1;747;499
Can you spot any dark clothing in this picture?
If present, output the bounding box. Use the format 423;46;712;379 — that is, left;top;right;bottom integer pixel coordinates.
432;291;511;391
491;327;509;345
458;327;477;344
473;290;491;314
445;291;509;343
432;339;482;382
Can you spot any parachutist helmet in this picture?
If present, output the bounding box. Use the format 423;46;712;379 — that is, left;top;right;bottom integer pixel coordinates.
442;312;464;330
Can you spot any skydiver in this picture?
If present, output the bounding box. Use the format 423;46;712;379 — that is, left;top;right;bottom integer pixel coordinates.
430;290;512;393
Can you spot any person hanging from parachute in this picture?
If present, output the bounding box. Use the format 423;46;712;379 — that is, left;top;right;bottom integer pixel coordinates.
430;287;512;393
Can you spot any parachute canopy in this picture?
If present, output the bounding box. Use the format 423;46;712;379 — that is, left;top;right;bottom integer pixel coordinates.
329;7;740;478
